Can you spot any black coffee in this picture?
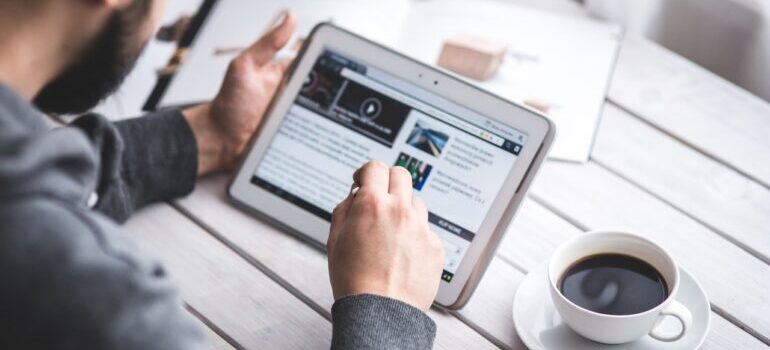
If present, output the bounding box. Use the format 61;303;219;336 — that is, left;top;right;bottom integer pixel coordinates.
559;253;668;315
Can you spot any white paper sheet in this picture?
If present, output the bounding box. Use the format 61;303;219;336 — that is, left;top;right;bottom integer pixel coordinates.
160;0;622;162
390;1;622;162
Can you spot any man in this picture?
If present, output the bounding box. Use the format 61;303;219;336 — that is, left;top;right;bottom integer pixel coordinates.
0;1;445;349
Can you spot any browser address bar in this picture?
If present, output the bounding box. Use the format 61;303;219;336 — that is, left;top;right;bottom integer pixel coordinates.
340;68;506;147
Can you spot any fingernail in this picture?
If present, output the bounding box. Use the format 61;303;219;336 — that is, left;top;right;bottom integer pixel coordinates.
274;50;296;62
263;10;288;34
273;10;288;29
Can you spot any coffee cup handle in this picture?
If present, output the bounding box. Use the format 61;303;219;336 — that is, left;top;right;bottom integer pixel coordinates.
649;300;693;342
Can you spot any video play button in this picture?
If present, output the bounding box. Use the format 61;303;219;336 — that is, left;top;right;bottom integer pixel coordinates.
360;97;382;120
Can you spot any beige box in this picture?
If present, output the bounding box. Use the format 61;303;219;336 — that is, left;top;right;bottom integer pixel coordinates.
437;34;507;81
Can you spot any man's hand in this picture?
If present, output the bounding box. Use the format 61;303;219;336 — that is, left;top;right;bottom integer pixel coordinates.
327;161;445;311
183;11;296;175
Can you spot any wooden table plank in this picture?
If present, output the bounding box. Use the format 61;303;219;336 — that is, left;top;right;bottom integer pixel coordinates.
123;204;332;349
530;161;770;343
609;38;770;187
174;175;498;350
202;325;235;350
497;199;582;271
455;259;529;350
704;317;770;350
591;103;770;262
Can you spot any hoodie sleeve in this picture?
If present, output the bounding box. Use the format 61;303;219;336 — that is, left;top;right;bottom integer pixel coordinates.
70;109;198;223
331;294;437;350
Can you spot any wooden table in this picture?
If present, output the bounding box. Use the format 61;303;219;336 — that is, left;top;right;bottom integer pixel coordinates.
122;5;770;350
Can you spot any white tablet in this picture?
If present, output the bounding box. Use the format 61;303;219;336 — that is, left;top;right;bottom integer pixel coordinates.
229;23;555;309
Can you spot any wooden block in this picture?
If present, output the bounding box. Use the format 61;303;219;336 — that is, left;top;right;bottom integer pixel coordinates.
523;98;552;114
437;33;506;81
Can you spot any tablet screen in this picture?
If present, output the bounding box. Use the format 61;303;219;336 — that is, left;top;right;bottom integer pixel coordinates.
252;49;528;282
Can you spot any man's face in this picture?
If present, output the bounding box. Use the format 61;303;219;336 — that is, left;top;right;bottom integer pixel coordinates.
33;0;165;115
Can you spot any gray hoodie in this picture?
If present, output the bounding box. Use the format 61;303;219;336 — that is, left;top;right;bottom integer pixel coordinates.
0;82;436;349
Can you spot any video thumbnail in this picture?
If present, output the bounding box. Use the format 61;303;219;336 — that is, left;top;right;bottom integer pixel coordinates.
406;120;450;157
295;50;411;148
394;152;433;191
335;81;411;146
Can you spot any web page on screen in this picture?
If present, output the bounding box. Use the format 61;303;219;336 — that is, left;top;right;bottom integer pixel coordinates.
252;50;527;282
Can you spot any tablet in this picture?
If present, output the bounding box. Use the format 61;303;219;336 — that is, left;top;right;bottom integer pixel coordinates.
229;23;555;309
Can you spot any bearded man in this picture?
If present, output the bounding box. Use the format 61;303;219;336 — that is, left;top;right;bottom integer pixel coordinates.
0;1;445;349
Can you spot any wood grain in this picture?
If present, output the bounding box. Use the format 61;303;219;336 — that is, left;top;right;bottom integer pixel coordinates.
123;203;332;349
174;175;765;349
174;175;498;350
497;198;582;271
202;325;236;350
609;38;770;187
529;161;770;343
591;103;770;262
455;259;529;350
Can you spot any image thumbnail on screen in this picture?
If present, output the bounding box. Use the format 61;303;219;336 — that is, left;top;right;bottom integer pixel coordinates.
394;152;433;191
296;51;411;147
406;120;449;157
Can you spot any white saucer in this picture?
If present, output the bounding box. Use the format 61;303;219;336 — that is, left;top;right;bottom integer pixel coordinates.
513;264;711;350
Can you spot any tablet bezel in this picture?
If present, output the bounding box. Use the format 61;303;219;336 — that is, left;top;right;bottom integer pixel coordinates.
229;23;555;309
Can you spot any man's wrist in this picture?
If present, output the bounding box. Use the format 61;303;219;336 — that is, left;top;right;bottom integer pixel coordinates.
182;103;227;175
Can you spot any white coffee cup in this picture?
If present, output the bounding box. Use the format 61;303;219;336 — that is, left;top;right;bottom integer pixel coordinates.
548;231;693;344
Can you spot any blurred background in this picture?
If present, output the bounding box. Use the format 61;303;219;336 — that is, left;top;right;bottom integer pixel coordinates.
96;0;770;119
584;0;770;102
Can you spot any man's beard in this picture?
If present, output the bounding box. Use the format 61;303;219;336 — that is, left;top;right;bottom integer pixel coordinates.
33;2;150;115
